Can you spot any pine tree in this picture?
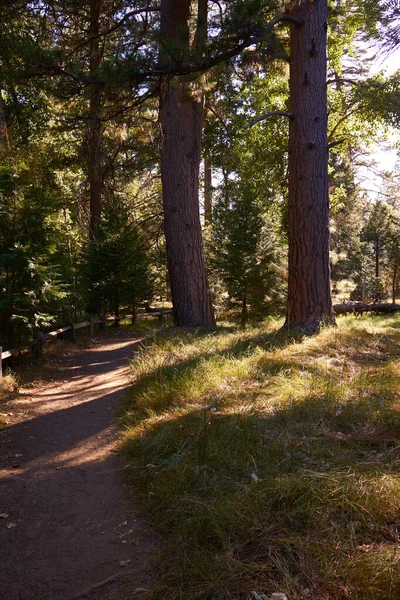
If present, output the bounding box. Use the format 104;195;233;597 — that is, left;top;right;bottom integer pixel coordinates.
86;199;153;318
285;0;333;332
159;0;215;327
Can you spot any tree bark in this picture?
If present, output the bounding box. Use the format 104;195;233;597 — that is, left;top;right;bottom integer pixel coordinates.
334;302;400;315
160;0;215;327
285;0;334;332
88;0;103;237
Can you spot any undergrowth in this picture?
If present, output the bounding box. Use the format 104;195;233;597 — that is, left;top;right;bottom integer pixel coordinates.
121;315;400;600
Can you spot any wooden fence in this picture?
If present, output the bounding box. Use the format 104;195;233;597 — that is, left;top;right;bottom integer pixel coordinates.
0;310;171;382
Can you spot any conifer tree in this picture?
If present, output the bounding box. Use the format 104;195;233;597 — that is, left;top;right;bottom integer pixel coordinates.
159;0;215;327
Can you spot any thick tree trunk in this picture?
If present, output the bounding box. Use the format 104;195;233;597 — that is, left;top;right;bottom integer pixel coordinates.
285;0;333;332
160;0;215;327
204;157;212;225
88;0;102;237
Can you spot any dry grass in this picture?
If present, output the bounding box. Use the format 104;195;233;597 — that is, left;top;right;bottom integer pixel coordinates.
0;371;20;427
121;315;400;599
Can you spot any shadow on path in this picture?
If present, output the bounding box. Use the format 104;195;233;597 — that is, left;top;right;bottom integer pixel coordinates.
0;335;158;600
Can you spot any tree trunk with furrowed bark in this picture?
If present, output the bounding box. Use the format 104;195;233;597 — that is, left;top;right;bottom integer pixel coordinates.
285;0;334;332
160;0;215;327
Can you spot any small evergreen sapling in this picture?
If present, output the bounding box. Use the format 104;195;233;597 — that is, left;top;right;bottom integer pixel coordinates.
86;200;153;319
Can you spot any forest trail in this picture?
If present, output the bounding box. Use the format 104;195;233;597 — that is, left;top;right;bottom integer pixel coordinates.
0;335;159;600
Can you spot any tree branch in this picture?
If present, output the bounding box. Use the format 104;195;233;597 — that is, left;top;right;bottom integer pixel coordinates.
16;12;301;90
244;111;292;129
328;138;346;149
133;13;302;80
326;78;359;86
67;4;161;56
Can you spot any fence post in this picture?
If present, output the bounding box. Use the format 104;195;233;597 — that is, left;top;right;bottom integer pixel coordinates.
0;347;2;383
100;315;106;332
89;316;94;337
36;331;44;359
68;322;76;343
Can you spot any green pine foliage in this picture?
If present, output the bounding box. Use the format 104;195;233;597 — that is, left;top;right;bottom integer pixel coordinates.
210;190;285;323
0;154;75;348
86;199;153;318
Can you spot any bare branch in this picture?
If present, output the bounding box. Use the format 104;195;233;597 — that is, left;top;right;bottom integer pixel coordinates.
328;138;346;149
326;78;359;86
245;111;292;129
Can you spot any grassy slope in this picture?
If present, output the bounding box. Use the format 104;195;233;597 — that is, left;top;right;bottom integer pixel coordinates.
121;315;400;600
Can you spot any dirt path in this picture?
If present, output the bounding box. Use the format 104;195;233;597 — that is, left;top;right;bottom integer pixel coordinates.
0;334;159;600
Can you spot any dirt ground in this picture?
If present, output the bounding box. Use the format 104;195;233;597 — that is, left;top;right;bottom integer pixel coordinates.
0;333;160;600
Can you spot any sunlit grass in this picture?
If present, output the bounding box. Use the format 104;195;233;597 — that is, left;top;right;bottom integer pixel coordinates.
0;371;19;427
121;315;400;599
0;370;19;399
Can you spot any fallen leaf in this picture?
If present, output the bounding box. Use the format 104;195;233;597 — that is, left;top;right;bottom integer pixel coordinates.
0;513;9;519
119;559;131;567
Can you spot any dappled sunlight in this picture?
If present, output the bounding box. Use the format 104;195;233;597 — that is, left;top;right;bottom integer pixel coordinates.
121;314;400;599
0;431;117;478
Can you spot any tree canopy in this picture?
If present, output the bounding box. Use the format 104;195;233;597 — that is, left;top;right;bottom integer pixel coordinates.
0;0;399;346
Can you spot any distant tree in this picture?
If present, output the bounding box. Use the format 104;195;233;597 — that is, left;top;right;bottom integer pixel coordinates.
86;199;153;319
211;187;285;325
388;226;400;303
361;201;393;300
329;153;364;300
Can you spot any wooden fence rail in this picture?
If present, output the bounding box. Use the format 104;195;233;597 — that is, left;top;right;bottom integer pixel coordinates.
0;310;171;382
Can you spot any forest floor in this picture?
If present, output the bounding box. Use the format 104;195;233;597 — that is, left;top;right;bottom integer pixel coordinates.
0;325;161;600
121;314;400;600
3;315;400;600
